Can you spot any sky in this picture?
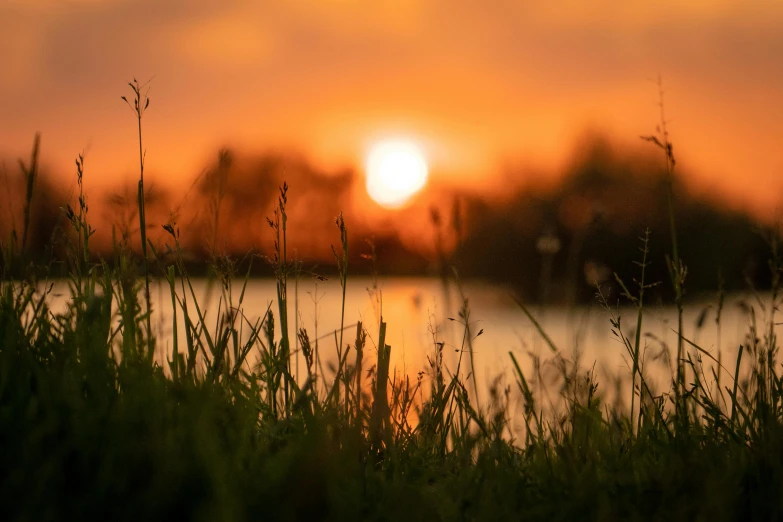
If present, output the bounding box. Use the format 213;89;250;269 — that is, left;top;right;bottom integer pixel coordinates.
2;0;783;217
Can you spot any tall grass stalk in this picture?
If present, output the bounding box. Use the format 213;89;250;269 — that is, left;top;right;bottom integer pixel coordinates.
332;213;349;415
266;182;293;414
642;77;686;424
613;229;653;433
19;134;40;261
122;78;154;357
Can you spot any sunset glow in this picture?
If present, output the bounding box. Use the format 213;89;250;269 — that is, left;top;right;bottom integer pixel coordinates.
4;4;783;516
365;139;429;208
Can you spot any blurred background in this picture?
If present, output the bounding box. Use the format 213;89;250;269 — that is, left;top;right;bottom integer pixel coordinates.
2;0;782;304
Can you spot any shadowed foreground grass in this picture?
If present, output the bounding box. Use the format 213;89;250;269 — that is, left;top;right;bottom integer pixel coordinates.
2;90;783;521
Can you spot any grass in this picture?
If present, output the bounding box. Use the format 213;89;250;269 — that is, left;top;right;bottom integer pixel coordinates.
1;84;783;521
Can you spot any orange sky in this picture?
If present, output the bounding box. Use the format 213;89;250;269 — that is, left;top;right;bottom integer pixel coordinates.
2;0;783;217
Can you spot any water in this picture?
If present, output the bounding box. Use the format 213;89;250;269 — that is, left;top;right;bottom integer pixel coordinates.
47;276;777;410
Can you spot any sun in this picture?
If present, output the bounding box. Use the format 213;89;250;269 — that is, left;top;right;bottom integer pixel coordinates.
365;139;429;208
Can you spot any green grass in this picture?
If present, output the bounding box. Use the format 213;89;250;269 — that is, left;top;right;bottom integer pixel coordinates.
2;84;783;521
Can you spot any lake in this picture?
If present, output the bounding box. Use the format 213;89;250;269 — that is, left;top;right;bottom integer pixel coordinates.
47;276;777;413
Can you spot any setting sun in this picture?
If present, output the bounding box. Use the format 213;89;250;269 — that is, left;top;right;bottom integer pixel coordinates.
365;139;429;208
